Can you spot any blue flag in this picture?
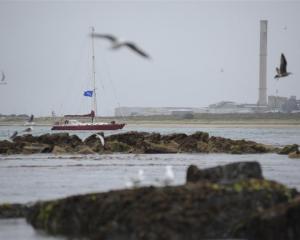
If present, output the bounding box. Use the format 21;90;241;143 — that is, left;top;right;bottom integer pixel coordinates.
83;90;93;97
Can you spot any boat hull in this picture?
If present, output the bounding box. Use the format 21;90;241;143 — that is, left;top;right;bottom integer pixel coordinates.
51;123;125;131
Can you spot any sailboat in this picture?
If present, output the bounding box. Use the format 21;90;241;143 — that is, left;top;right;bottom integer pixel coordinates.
51;27;125;131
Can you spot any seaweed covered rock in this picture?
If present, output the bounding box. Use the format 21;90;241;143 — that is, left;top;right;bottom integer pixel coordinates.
161;133;188;144
279;144;299;155
186;162;263;184
0;140;22;154
0;203;28;218
83;134;105;152
0;131;282;155
288;151;300;159
22;143;52;154
26;178;296;240
38;133;82;148
13;134;37;143
105;131;149;146
235;197;300;240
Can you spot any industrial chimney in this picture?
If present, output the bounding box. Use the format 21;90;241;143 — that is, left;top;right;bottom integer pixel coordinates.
258;20;268;106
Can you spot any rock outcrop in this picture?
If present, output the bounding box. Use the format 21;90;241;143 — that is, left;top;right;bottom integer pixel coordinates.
288;151;300;159
1;161;300;240
186;161;263;184
0;131;282;155
26;178;297;239
0;203;28;218
278;144;299;155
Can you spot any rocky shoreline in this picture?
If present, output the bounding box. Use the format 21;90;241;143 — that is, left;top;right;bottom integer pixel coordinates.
1;161;300;240
1;130;298;155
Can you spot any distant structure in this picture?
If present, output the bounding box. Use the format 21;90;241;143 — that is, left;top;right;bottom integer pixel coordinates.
115;107;207;117
268;95;300;113
257;20;268;106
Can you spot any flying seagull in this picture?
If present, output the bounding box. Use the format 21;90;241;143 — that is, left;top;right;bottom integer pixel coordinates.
92;33;151;59
274;53;292;79
0;71;6;85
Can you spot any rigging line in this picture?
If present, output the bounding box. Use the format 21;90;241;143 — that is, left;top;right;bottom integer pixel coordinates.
58;34;88;115
100;52;126;120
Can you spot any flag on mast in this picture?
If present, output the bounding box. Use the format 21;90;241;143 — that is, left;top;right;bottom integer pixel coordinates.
83;90;93;97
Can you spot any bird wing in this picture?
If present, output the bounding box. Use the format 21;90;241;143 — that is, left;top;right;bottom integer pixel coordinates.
280;54;287;73
1;72;5;82
276;67;280;75
122;42;150;59
92;33;118;43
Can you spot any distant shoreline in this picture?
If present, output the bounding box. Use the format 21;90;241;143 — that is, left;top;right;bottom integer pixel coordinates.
1;113;300;128
0;122;300;128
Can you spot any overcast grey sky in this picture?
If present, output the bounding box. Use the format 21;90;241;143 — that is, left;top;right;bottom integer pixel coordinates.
0;1;299;116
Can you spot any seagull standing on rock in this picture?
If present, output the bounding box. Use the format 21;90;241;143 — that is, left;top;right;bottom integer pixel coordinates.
162;166;175;186
126;169;145;188
91;33;151;59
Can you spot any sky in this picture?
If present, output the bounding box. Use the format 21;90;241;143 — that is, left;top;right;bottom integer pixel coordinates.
0;1;300;116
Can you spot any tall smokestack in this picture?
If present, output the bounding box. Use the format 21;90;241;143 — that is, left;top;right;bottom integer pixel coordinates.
258;20;268;106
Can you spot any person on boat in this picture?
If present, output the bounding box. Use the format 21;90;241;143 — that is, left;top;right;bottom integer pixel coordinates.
91;110;95;123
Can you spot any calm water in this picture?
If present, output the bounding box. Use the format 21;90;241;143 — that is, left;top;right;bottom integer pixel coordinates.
0;125;300;239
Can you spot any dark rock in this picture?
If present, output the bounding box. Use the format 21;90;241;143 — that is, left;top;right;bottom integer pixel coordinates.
84;134;104;152
234;196;300;240
179;136;198;152
144;132;161;144
22;143;52;154
0;203;28;218
186;162;263;184
0;140;25;154
75;145;95;154
143;142;178;154
26;179;295;240
190;131;209;142
289;151;300;159
279;144;299;155
13;134;37;143
106;131;148;146
51;145;67;154
37;133;82;148
161;133;188;144
106;141;131;153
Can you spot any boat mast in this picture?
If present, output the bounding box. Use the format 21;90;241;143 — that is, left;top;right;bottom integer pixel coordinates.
91;26;97;118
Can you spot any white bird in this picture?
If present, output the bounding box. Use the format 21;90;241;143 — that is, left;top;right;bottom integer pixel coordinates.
162;166;175;186
95;132;105;146
91;33;151;59
126;169;145;188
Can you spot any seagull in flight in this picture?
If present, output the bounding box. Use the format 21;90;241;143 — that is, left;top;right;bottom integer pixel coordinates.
92;33;151;59
0;71;6;85
274;53;292;79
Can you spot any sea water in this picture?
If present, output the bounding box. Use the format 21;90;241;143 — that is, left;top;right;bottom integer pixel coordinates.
0;125;300;239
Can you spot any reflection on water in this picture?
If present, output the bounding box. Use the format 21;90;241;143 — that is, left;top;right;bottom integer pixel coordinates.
0;153;299;204
0;219;65;240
